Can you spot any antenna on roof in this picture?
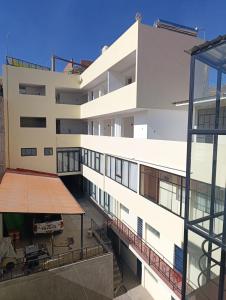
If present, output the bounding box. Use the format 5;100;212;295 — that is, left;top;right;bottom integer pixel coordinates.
135;12;142;23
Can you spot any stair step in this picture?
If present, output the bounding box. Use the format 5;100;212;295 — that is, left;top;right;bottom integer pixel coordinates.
114;273;122;281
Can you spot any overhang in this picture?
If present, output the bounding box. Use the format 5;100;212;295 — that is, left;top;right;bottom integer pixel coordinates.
0;169;85;214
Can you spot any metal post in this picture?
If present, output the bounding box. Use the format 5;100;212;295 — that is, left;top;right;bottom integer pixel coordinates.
218;187;226;300
182;55;196;300
51;55;55;72
207;69;222;281
81;214;84;250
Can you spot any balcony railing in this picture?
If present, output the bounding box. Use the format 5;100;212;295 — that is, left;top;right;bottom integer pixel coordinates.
6;56;50;71
107;216;182;298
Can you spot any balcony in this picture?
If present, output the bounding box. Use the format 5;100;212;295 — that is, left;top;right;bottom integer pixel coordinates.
81;82;137;118
107;216;182;298
80;134;186;174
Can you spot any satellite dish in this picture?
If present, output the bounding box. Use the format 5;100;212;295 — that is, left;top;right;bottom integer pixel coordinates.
135;12;142;23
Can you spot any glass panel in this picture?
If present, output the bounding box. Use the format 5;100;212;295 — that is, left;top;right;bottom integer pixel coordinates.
214;135;226;240
88;150;92;167
63;152;68;172
99;189;104;207
84;149;88;165
110;157;115;179
100;154;104;174
193;59;217;130
159;171;182;215
189;134;214;232
129;163;137;192
122;160;129;187
115;158;122;183
140;165;158;202
57;152;63;172
95;153;100;172
74;151;79;171
220;73;226;129
186;230;220;300
106;155;111;177
69;152;74;171
91;151;95;169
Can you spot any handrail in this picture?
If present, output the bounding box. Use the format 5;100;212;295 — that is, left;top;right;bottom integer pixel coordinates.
0;243;109;283
108;215;183;297
6;56;50;71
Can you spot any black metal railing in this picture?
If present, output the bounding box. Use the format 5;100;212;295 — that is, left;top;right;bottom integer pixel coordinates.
6;56;50;71
0;244;108;283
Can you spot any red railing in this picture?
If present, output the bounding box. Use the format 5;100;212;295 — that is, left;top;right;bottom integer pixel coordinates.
108;216;182;298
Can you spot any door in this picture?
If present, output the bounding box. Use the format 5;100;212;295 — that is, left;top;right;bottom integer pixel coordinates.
144;267;158;297
137;259;142;282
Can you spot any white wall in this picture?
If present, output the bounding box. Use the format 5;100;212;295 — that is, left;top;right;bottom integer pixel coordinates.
134;109;187;141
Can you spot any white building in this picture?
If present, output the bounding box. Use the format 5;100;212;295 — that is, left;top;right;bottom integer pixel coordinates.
1;19;202;299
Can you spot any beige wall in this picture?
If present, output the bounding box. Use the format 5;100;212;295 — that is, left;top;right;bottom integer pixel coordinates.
136;24;201;110
3;65;80;173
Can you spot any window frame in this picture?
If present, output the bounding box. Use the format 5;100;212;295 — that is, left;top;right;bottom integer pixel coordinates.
44;147;53;156
21;148;37;157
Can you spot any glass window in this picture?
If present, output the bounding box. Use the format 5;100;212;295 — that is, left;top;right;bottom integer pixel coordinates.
128;163;137;192
95;152;100;172
122;160;129;187
110;157;115;179
88;150;92;167
106;155;111;177
140;166;159;202
20;117;46;128
57;149;80;173
57;152;63;172
91;151;95;169
21;148;37;156
100;154;104;174
84;149;88;165
115;158;122;183
44;147;53;156
99;188;104;207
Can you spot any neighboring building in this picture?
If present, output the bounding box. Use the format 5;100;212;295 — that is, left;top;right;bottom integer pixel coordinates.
182;37;226;299
1;19;201;299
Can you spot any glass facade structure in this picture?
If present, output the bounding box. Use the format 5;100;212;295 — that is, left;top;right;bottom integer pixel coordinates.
183;38;226;300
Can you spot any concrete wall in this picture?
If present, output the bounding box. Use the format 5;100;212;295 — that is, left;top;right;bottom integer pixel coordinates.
136;24;201;110
134;109;187;141
3;66;80;173
0;253;113;300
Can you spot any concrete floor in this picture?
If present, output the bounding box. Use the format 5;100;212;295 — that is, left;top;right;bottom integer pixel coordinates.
14;197;106;258
114;285;154;300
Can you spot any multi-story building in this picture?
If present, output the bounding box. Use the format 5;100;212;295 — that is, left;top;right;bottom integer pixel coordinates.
0;19;202;299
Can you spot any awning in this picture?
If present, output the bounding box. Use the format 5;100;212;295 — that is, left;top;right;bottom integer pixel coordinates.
0;169;85;214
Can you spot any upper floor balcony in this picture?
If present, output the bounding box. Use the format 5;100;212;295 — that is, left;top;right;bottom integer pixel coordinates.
80;134;186;174
80;82;137;118
79;21;200;119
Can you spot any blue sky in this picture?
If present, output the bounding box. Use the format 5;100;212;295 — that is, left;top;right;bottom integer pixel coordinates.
0;0;225;73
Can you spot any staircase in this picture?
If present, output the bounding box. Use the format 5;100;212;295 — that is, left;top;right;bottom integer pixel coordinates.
113;255;127;297
90;219;127;297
